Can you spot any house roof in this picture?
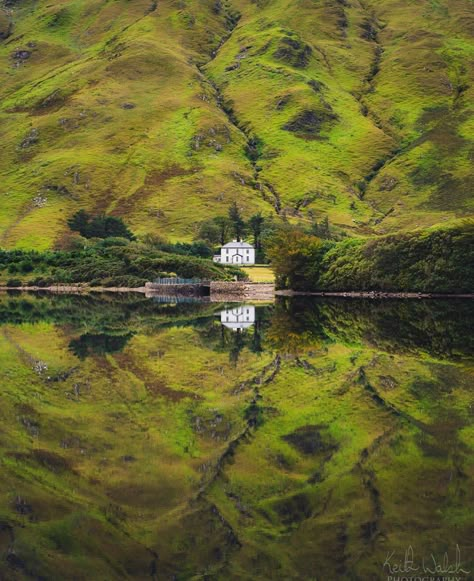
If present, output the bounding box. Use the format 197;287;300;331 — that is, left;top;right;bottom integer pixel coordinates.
222;240;254;249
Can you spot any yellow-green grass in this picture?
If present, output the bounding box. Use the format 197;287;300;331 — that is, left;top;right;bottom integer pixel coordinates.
242;265;275;283
0;0;472;250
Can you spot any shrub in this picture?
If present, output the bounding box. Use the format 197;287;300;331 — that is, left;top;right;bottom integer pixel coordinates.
101;276;148;288
6;278;22;287
29;277;53;287
0;240;243;287
19;260;34;273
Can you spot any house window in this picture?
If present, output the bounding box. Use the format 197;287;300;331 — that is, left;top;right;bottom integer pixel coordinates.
246;249;249;254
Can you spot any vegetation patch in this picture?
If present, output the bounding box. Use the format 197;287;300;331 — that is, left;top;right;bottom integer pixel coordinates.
282;424;338;456
273;35;312;68
0;239;242;287
273;492;312;526
267;221;474;293
283;108;338;140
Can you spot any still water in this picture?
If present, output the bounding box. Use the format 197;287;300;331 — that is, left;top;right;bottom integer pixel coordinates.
0;293;473;580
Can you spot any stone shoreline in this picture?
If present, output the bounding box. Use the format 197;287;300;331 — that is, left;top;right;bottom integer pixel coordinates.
0;284;472;300
276;290;474;299
0;282;276;301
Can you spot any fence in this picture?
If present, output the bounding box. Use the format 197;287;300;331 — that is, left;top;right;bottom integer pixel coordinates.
151;295;208;304
152;277;207;285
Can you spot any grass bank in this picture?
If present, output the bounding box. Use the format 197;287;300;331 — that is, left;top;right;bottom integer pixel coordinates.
242;265;275;283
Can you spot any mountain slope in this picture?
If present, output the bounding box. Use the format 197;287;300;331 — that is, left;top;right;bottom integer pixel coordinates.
0;0;472;249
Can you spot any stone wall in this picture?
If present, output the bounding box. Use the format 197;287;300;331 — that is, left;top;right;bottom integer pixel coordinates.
144;282;209;297
209;281;247;295
210;282;275;301
143;281;275;300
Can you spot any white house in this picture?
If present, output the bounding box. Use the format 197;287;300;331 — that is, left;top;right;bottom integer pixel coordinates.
213;240;256;265
220;306;256;331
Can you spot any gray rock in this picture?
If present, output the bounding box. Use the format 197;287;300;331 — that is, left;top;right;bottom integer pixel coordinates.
20;128;39;148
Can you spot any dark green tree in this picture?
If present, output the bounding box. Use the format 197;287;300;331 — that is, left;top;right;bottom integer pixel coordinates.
67;210;90;235
248;213;265;250
228;202;246;241
197;217;232;245
68;211;134;240
311;216;331;240
197;219;222;245
88;215;134;240
214;216;233;245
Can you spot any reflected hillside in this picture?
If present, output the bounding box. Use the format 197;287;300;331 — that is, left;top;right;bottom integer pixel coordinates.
0;293;472;579
1;293;473;360
0;293;220;331
268;297;474;360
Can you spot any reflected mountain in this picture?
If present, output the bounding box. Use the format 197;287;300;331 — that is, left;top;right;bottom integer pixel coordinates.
0;291;473;579
1;293;472;360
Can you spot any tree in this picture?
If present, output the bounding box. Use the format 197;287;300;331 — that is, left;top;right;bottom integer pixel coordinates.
248;213;265;250
89;215;134;239
311;216;331;239
197;219;222;245
197;217;232;245
67;210;90;235
228;202;246;241
214;216;233;245
265;226;322;289
67;211;134;240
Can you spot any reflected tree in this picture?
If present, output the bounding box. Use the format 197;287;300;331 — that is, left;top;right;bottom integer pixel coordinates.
69;333;134;359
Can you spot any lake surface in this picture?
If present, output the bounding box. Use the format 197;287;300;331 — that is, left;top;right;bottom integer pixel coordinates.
0;293;473;580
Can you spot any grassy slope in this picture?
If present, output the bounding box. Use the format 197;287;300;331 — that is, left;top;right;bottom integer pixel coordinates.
0;0;268;249
209;0;473;231
0;0;472;249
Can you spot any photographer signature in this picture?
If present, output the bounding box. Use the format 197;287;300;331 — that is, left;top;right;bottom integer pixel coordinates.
383;545;471;576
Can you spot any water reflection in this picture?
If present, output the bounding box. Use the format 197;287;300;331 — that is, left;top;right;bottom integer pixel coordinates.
0;292;472;580
69;332;134;359
1;294;472;359
220;305;256;331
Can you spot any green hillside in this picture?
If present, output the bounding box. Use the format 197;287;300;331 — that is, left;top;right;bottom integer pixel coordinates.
0;0;472;249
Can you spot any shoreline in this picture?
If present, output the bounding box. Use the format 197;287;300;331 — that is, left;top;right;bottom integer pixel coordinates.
0;285;472;300
0;285;148;294
275;290;474;299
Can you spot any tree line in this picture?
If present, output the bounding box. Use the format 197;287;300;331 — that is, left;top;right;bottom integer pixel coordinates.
266;221;474;294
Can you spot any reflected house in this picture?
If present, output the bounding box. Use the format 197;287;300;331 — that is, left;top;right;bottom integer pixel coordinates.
213;240;256;265
220;306;256;331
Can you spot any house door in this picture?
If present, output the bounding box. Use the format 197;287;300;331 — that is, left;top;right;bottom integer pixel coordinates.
232;254;243;264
